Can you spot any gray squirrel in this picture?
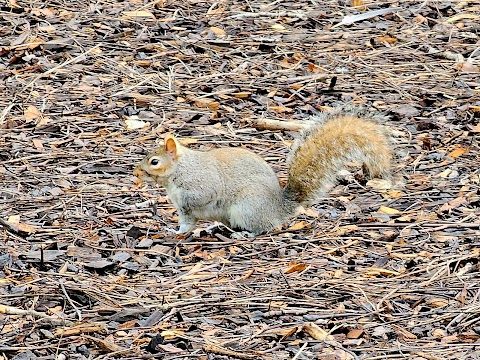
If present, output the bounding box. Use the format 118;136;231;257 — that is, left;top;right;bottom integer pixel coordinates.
134;110;391;235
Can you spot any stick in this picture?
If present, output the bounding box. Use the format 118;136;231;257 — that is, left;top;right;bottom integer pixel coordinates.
251;118;312;132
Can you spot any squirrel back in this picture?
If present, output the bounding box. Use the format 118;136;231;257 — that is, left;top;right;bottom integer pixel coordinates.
134;109;392;235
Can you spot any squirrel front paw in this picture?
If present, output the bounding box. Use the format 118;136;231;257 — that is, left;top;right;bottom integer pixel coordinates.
177;223;195;234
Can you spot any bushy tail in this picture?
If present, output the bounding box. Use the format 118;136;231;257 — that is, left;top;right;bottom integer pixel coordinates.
283;108;392;204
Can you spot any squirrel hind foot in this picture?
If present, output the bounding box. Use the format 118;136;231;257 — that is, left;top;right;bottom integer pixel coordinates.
361;150;392;180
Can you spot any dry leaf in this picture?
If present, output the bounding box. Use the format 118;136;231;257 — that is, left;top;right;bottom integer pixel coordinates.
448;146;468;158
392;325;417;339
10;31;30;47
84;334;125;352
386;190;404;199
7;215;38;233
233;92;251;98
206;6;225;15
441;335;459;343
209;26;226;36
415;14;428;23
437;168;452;178
160;329;185;339
208;248;226;259
302;322;334;341
271;24;286;31
457;61;480;73
351;0;366;11
302;208;319;217
445;13;478;23
207;101;220;110
288;221;309;231
123;10;155;19
433;329;447;338
202;328;219;337
269;105;294;113
284;263;306;274
24;105;41;122
193;97;215;108
124;118;150;130
262;326;298;338
378;206;400;215
38;25;56;33
347;329;364;339
36;115;51;127
438;196;466;212
377;36;397;44
335;225;358;235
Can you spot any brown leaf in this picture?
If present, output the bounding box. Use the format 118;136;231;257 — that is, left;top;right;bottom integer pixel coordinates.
7;216;38;233
209;27;226;36
302;322;334;340
457;61;480;73
448;146;468;158
378;206;400;215
470;122;480;132
347;329;364;339
377;36;397;44
88;334;125;352
445;13;478;23
350;0;366;11
426;298;450;307
24;105;41;122
438;196;466;212
392;325;417;339
269;105;294;113
335;225;358;235
284;263;306;274
288;221;309;231
233;92;251;98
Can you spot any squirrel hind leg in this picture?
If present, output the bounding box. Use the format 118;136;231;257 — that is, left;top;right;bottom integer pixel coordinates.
228;199;284;235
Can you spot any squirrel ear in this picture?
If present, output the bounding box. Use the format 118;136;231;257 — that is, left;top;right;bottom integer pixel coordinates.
164;135;178;160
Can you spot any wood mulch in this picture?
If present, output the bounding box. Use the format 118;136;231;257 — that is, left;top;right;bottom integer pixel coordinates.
1;1;479;359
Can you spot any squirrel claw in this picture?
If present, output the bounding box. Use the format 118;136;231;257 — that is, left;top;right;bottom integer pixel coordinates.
165;227;179;234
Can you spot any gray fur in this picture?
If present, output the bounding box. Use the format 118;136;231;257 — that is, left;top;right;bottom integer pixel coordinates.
165;147;294;235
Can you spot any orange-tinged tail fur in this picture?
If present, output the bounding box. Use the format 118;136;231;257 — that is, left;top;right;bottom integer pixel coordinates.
284;111;392;204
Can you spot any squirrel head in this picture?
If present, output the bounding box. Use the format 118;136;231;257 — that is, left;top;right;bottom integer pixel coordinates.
134;134;183;185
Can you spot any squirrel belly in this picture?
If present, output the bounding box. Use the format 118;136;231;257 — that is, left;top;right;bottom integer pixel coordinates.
134;112;392;235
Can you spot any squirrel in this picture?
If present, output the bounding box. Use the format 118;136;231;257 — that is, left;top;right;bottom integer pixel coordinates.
133;108;392;235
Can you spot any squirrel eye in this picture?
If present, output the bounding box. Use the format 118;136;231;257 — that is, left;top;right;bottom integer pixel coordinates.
150;158;159;166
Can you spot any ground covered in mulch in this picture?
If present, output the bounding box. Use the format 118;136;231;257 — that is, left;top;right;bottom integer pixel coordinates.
1;1;480;359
